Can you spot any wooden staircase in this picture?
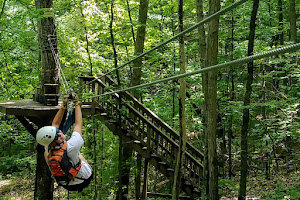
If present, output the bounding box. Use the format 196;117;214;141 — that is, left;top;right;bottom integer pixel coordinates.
79;75;203;198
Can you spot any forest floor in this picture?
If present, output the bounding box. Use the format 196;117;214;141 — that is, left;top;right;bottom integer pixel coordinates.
0;171;300;199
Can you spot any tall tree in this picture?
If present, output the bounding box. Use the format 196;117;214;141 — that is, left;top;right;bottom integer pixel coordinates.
205;0;220;199
126;0;136;44
228;1;236;179
80;4;93;76
238;0;260;199
196;0;208;196
34;0;60;198
106;1;129;199
35;0;60;98
277;0;284;45
289;0;297;43
130;0;149;98
172;0;186;199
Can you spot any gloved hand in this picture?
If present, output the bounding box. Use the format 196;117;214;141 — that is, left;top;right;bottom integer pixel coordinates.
72;93;81;107
61;94;70;109
71;93;79;100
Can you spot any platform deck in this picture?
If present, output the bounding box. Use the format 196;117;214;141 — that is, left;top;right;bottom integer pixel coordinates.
0;99;92;117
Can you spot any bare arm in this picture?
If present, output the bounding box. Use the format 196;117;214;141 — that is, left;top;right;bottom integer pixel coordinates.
73;102;82;135
52;96;68;128
51;106;66;128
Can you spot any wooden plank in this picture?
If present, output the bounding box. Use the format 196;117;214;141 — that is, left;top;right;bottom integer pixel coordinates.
125;103;203;168
0;99;93;117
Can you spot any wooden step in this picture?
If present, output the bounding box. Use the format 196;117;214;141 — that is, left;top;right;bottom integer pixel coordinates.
44;83;59;86
44;94;60;97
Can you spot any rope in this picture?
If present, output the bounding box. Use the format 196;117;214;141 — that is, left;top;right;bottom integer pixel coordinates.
80;43;300;100
76;0;249;91
48;35;70;95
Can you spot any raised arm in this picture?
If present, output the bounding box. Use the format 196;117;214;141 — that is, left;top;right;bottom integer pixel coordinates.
73;96;82;135
52;96;68;128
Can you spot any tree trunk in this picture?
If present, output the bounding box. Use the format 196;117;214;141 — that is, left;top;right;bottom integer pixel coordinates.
172;1;186;199
126;0;136;44
35;144;54;200
196;0;207;196
118;139;131;200
171;0;176;128
289;0;297;43
130;0;149;98
238;0;259;199
16;116;54;200
228;5;235;179
80;5;93;76
34;0;59;198
107;2;130;199
35;0;60;103
0;0;7;20
277;0;284;45
109;0;120;84
205;0;220;199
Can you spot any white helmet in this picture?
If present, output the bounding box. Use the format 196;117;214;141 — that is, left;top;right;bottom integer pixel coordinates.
36;126;57;146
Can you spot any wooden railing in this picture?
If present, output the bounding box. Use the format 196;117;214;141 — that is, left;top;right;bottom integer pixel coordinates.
79;75;203;190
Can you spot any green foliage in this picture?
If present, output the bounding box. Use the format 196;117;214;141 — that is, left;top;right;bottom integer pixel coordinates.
218;178;238;197
0;155;35;176
0;0;299;199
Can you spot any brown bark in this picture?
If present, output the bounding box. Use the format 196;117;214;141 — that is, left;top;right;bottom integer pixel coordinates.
172;0;186;199
35;0;60;97
126;0;136;44
228;2;235;179
238;0;259;199
289;0;297;43
196;0;208;196
131;0;149;98
277;0;284;45
34;0;59;198
205;0;220;198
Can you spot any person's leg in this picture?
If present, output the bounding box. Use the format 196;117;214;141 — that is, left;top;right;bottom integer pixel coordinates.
79;153;88;163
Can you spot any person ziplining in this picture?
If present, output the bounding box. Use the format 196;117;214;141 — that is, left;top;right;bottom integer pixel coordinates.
36;93;93;192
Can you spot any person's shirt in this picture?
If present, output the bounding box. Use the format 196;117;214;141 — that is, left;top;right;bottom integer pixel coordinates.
60;131;92;186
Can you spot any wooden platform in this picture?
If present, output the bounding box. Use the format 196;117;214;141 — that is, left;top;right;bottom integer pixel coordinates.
0;99;92;118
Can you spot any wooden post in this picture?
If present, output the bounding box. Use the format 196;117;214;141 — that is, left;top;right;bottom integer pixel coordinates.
141;159;149;200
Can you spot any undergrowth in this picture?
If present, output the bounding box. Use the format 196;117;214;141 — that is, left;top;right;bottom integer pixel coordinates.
219;171;300;199
1;171;300;199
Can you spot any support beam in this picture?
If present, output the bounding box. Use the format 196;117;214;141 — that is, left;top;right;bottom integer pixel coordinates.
15;116;37;137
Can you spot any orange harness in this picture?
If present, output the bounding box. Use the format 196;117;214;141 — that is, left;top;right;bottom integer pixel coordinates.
49;142;81;184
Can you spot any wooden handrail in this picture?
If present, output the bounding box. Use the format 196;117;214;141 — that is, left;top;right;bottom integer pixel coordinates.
78;75;203;189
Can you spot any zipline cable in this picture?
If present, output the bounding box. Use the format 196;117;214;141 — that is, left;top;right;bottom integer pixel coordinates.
48;35;75;135
81;43;300;100
77;0;249;90
48;35;70;95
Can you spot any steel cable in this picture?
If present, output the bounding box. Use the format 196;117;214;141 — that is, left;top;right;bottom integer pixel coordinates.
76;0;249;91
81;43;300;100
48;35;70;95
